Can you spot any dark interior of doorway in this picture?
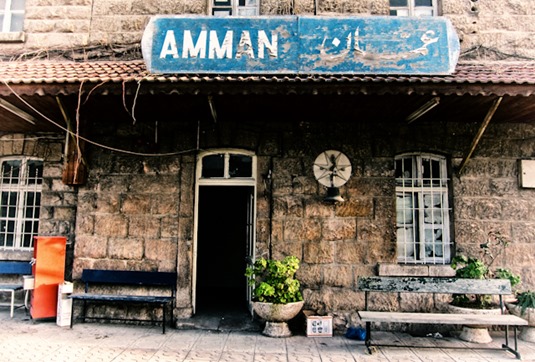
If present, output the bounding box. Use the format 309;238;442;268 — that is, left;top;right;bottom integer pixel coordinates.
196;185;253;328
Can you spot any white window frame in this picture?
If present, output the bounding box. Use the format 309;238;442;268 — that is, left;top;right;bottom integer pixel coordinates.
1;0;25;33
389;0;438;17
0;157;43;250
210;0;259;16
395;153;451;264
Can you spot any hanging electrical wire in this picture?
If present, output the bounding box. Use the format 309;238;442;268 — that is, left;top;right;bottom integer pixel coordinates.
0;79;199;157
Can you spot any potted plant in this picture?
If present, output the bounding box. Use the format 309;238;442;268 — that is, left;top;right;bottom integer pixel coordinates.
245;255;304;337
506;291;535;342
449;231;521;343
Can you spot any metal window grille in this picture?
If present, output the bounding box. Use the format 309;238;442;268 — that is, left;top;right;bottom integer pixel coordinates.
389;0;436;17
395;154;451;264
1;0;25;32
0;157;43;249
211;0;259;16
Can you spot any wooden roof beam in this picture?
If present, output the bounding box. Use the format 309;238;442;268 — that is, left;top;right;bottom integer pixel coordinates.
457;96;503;176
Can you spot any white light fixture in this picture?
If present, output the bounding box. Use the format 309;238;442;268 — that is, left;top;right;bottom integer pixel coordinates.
405;97;440;124
0;98;37;125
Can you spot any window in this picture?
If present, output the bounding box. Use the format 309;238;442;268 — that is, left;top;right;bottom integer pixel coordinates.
201;152;253;178
1;0;25;32
211;0;259;16
0;157;43;249
389;0;437;17
395;154;451;264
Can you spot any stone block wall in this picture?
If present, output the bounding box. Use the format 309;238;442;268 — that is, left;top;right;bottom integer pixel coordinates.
2;0;535;62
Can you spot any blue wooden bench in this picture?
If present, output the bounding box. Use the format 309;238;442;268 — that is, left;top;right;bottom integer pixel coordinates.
358;276;527;359
70;269;177;333
0;261;32;318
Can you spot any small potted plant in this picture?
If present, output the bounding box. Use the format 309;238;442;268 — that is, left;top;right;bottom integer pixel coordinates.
451;231;520;309
506;291;535;342
449;231;521;343
245;255;304;337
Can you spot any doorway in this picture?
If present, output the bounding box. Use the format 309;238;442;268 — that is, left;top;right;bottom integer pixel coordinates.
196;185;254;314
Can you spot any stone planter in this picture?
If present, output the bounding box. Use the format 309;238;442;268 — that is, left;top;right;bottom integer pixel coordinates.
506;303;535;342
253;301;304;337
447;303;502;344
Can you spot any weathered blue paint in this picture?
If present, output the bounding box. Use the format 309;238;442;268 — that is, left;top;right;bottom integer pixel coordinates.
142;16;460;75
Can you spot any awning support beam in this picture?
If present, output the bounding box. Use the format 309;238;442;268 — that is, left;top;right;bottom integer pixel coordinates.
457;96;503;176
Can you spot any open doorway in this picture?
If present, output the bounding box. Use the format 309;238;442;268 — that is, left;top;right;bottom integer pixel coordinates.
196;185;253;314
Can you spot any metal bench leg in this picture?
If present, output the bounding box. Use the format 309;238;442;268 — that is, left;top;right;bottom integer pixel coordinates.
9;290;15;318
502;325;522;360
365;321;374;354
162;303;166;334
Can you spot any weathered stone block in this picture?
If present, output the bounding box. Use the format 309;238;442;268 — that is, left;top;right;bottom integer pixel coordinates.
335;240;366;264
145;238;177;262
283;218;321;242
75;214;94;234
322;218;356;241
122;194;151;214
335;198;373;217
270;240;303;261
94;214;128;237
74;235;107;259
297;263;322;289
128;216;161;238
303;241;334;264
323;265;353;288
273;196;304;218
304;198;334;218
108;237;143;260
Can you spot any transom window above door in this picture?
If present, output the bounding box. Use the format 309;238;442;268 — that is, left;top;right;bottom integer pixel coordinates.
201;152;253;179
211;0;259;16
389;0;438;17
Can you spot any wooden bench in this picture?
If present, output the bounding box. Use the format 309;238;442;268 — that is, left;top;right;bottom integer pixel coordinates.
357;276;528;359
0;261;32;318
70;269;177;333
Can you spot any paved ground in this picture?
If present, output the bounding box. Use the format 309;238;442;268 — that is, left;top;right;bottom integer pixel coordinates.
2;307;535;362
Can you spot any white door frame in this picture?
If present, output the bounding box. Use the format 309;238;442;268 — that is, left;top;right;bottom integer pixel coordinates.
192;148;257;314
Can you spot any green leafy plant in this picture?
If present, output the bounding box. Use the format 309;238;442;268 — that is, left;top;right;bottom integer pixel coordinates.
516;291;535;315
451;231;521;309
245;256;303;304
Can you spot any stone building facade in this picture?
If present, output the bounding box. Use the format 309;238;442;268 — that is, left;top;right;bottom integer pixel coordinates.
0;0;534;332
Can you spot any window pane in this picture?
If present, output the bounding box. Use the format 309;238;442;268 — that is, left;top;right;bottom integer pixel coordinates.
396;193;414;224
229;155;252;177
2;160;21;184
415;0;432;6
1;191;17;218
27;160;43;184
390;0;408;6
10;13;23;31
202;154;225;178
0;1;6;9
239;0;245;5
237;8;257;15
414;8;434;16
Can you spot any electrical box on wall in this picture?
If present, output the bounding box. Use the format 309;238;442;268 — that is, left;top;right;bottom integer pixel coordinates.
519;160;535;188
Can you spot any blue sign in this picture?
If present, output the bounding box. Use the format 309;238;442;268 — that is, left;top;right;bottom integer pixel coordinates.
142;16;460;75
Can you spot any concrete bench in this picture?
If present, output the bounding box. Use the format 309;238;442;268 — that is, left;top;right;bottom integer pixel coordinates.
70;269;177;333
357;276;527;359
0;261;32;318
